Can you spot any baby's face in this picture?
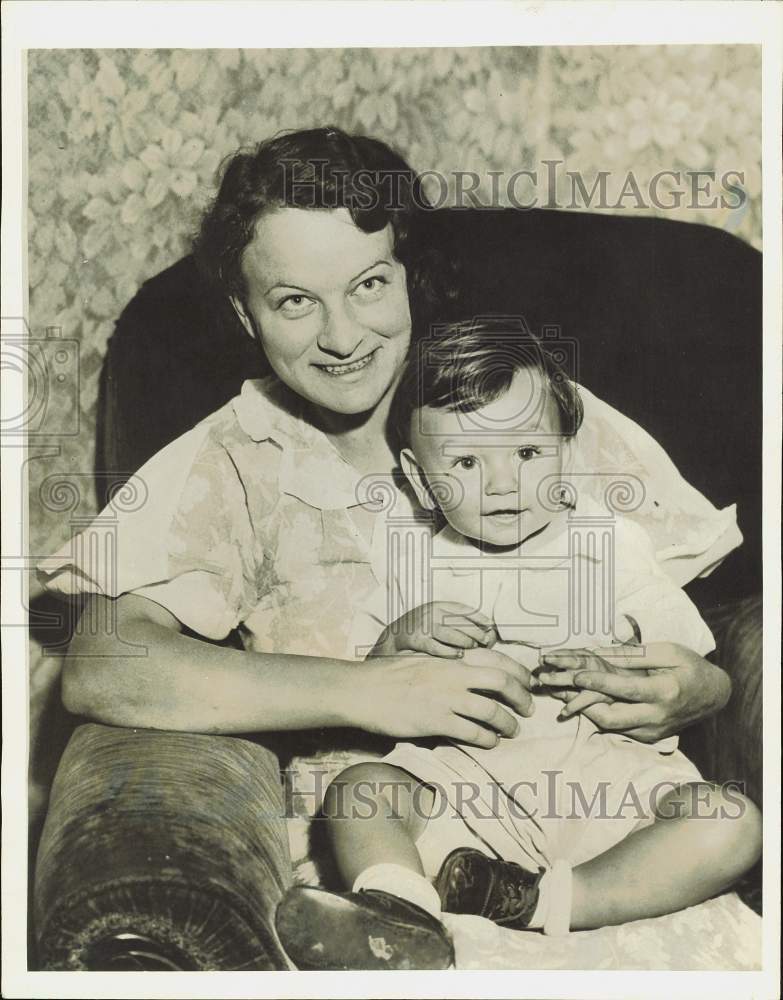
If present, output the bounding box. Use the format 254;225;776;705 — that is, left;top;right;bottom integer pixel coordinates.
405;370;568;548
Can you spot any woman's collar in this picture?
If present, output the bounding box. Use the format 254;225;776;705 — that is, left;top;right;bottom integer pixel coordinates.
233;377;319;448
233;377;393;511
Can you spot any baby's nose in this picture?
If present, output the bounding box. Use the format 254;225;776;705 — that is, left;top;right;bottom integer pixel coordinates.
484;459;519;495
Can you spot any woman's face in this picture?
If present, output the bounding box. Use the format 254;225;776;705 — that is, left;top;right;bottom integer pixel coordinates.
233;207;412;417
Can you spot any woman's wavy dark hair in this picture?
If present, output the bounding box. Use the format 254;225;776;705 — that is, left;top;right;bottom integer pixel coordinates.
390;317;584;453
193;126;458;320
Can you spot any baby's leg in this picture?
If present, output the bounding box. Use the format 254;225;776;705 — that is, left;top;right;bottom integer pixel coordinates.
322;761;435;887
570;783;762;929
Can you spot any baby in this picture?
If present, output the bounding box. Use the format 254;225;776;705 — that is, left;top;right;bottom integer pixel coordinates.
275;320;761;970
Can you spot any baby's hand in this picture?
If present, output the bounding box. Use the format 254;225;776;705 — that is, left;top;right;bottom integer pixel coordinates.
536;648;651;720
369;602;498;659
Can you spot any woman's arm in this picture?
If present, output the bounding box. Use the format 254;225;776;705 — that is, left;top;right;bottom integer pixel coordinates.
63;594;535;743
64;594;360;733
537;643;731;743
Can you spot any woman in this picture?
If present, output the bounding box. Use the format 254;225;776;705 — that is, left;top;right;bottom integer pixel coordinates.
40;127;735;948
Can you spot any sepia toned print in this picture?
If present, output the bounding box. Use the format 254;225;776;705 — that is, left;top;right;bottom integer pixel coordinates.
7;26;773;990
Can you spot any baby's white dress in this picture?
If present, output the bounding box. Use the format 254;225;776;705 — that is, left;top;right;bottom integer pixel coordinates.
356;500;717;878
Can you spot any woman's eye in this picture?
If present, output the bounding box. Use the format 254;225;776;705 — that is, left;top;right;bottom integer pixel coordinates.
278;294;314;316
516;446;540;461
456;457;477;471
352;275;387;299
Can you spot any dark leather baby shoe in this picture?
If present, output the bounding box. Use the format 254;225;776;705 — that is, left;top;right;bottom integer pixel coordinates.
434;848;545;929
275;885;455;970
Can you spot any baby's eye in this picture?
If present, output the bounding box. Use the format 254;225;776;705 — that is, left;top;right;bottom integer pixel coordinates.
516;446;540;461
455;456;477;471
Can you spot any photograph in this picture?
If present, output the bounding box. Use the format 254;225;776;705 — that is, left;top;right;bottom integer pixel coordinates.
2;4;780;999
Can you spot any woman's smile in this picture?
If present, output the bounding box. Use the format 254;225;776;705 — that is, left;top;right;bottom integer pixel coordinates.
314;347;380;378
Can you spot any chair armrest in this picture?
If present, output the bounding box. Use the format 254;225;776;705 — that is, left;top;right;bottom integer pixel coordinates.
710;594;763;807
683;595;762;807
33;724;292;970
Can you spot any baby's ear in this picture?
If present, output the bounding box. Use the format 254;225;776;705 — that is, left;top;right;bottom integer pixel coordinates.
400;448;438;511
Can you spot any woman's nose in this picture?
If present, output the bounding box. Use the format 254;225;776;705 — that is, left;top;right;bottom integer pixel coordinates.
317;304;364;358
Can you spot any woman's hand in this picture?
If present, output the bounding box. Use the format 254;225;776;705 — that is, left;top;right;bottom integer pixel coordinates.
355;646;535;749
369;602;498;659
536;643;731;743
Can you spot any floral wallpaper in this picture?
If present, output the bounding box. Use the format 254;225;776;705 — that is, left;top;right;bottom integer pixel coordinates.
26;47;761;809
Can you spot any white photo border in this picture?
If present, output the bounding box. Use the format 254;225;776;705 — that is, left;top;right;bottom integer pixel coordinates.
2;3;781;998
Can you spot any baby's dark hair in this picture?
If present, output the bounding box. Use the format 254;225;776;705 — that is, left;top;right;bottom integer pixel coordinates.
390;317;583;452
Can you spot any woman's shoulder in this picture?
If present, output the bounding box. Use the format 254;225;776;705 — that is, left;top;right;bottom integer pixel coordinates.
192;376;314;458
91;376;298;541
37;379;292;601
174;376;306;477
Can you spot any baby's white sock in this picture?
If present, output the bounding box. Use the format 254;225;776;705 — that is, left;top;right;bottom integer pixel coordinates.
527;859;573;936
352;863;442;919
